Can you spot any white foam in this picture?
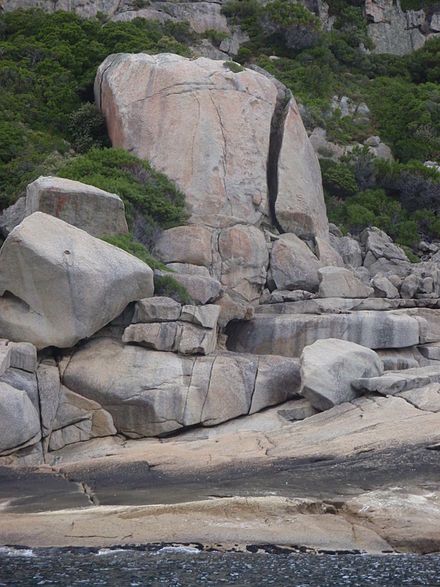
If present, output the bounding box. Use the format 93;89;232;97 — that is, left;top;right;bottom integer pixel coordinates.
96;548;128;556
156;545;201;555
0;546;36;557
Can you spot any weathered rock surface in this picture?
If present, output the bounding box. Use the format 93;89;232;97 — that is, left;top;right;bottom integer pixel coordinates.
96;53;328;236
162;272;223;305
371;275;399;299
96;53;278;228
377;348;427;371
48;386;117;452
255;296;440;316
269;233;321;292
361;227;410;277
0;213;154;349
275;98;329;239
318;267;372;299
330;234;363;268
397;383;440;413
154;226;214;267
123;321;217;355
300;339;383;410
353;365;440;396
365;0;438;55
227;311;421;357
0;176;128;238
62;337;301;437
0;382;40;454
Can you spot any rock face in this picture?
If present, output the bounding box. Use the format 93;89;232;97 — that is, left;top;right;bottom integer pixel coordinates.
275;99;329;238
0;177;128;238
0;213;153;349
227;310;421;358
365;0;439;55
318;267;372;299
62;337;301;437
269;233;321;292
0;382;40;454
96;53;328;236
123;299;220;355
96;52;329;320
96;53;277;228
300;339;384;411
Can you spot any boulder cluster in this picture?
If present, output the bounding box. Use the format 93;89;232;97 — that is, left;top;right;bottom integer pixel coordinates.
1;53;440;466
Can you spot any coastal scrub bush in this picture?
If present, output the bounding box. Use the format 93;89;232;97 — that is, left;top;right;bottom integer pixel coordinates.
320;159;358;198
68;103;110;154
154;274;193;304
0;8;192;202
102;234;167;271
57;148;187;243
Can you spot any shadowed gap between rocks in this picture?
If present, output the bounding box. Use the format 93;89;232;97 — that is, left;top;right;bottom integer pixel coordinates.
267;88;291;233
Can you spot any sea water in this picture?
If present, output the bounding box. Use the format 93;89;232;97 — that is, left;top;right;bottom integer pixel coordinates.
0;546;439;586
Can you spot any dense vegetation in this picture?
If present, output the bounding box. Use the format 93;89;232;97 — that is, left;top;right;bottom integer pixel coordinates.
221;0;440;248
0;8;193;208
0;3;440;254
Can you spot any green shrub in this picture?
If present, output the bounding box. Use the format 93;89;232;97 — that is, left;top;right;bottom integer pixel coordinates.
102;234;192;302
57;148;187;244
68;103;110;154
101;234;167;271
224;61;244;73
320;159;358;198
154;274;193;304
204;28;229;47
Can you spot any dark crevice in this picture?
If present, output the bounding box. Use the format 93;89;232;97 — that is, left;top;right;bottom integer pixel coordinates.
267;88;291;233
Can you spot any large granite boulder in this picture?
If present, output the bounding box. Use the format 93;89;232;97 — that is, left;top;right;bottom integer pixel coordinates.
300;339;384;411
95;53;329;237
0;213;154;349
96;53;277;228
0;176;128;238
62;338;301;437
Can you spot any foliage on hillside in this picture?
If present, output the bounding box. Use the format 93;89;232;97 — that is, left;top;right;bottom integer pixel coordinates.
322;149;440;247
223;0;440;165
221;0;440;251
0;8;192;207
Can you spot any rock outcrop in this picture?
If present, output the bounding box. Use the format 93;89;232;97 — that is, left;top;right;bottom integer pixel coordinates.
227;310;421;357
62;337;301;437
0;212;153;349
365;0;439;55
0;176;128;238
95;52;329;321
96;53;328;238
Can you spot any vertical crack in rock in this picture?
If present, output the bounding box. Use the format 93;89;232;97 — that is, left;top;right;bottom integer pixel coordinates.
247;358;260;415
200;355;217;424
209;93;233;217
267;88;291;233
96;56;118;114
35;363;48;464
